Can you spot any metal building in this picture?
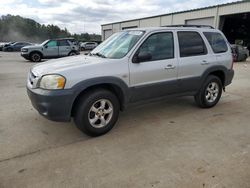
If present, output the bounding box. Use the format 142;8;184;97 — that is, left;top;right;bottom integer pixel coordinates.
101;1;250;45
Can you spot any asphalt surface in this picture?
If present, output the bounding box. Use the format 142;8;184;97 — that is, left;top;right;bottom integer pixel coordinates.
0;52;250;188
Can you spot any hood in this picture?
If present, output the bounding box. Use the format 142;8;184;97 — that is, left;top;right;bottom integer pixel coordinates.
31;55;107;76
23;44;42;49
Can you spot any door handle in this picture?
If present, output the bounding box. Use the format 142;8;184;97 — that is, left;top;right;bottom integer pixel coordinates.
201;60;210;65
165;64;176;70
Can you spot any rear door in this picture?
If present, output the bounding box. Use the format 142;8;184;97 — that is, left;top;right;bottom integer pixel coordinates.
129;31;178;102
58;40;71;56
43;40;58;57
177;31;217;92
203;32;231;67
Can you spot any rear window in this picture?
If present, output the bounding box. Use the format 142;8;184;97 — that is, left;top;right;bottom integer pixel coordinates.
178;31;207;57
203;32;228;53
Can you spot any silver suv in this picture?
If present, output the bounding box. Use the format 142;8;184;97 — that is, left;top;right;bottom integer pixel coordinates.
21;38;80;62
27;26;234;136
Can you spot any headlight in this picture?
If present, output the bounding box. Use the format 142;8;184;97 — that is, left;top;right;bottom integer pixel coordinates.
21;48;28;52
39;75;66;90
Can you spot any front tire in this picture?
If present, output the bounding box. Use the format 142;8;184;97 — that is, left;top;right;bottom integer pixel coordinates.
30;52;42;62
74;89;120;136
194;75;222;108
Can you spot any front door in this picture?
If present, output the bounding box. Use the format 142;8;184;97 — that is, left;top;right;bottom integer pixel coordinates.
43;40;58;57
129;31;178;102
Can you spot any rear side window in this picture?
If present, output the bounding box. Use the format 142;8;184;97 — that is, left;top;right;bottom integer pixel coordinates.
138;32;174;62
204;32;228;53
58;40;70;46
178;31;207;57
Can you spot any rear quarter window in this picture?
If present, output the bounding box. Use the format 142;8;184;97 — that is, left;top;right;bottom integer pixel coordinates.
203;32;228;53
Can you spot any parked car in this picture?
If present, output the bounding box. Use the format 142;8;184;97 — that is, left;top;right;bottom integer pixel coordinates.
231;44;249;62
3;42;32;52
0;42;8;51
21;38;80;62
80;42;98;51
0;41;15;51
27;26;234;136
231;46;237;62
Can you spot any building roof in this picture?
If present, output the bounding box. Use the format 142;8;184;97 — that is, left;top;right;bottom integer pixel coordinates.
101;0;243;26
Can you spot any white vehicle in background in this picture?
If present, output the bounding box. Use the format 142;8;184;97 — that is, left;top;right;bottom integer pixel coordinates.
80;42;98;51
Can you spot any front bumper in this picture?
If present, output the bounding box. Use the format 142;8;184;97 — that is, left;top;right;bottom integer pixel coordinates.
27;87;74;122
21;52;30;59
225;69;234;86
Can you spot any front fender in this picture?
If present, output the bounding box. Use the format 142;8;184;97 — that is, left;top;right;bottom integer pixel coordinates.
70;76;130;108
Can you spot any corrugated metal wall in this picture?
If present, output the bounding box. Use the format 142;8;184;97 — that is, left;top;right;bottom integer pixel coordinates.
101;1;250;40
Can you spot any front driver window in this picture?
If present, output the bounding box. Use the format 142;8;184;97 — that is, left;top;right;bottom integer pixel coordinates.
46;41;57;47
137;32;174;62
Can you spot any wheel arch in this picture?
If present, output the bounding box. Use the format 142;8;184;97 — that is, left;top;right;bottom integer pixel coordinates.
201;66;227;87
70;77;130;117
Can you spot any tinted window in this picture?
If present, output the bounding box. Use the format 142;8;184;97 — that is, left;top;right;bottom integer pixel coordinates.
178;31;207;57
46;40;57;47
14;43;22;46
204;32;228;53
58;40;69;46
137;32;174;62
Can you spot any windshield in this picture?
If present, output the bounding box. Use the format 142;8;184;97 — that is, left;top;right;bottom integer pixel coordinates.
41;40;49;46
90;30;145;59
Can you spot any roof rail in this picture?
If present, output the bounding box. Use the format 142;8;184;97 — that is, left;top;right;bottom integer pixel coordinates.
164;24;214;29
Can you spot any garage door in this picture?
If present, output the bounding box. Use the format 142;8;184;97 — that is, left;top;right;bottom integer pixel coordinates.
185;17;214;27
104;29;113;40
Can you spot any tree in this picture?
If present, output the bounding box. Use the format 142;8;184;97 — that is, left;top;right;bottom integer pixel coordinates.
0;15;101;43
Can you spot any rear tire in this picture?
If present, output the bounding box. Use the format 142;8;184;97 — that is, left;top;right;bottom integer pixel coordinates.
194;75;222;108
69;51;77;56
74;89;120;137
30;52;41;62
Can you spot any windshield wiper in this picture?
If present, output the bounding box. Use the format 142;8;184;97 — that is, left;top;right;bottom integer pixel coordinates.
90;52;106;58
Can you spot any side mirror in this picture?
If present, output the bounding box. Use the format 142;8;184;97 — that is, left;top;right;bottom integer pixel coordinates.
133;51;152;63
44;45;48;48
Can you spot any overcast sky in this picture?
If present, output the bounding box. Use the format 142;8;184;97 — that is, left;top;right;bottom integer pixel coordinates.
0;0;238;34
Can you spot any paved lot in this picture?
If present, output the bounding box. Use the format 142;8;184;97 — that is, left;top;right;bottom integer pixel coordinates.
0;52;250;188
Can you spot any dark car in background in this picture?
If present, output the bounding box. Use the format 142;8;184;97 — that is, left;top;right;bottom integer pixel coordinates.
3;42;32;52
231;44;249;62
